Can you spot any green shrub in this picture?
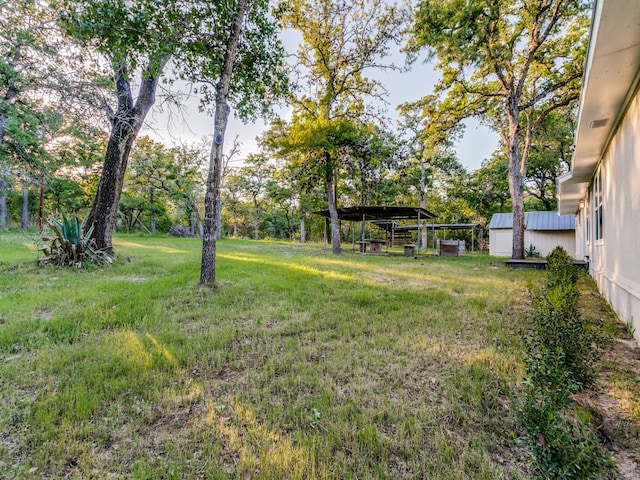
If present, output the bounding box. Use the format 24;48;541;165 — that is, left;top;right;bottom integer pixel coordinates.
526;287;596;388
39;213;112;268
520;246;612;477
546;246;578;289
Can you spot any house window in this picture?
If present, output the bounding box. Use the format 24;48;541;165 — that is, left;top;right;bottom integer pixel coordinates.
594;169;604;242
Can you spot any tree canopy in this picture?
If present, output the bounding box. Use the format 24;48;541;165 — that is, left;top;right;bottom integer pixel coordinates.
406;0;589;258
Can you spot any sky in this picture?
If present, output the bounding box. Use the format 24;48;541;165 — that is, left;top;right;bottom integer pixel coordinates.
142;34;499;173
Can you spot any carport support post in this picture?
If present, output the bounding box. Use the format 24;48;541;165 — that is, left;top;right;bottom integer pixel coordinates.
361;213;366;243
352;223;355;250
432;220;435;251
472;227;475;252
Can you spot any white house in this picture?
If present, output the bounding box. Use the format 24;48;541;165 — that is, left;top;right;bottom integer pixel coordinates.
557;0;640;341
489;211;576;257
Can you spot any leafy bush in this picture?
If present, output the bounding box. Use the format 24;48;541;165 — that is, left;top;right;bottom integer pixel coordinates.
39;213;112;268
520;246;612;477
546;246;578;288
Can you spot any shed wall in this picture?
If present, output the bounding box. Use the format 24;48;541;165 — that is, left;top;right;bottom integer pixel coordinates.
489;229;575;257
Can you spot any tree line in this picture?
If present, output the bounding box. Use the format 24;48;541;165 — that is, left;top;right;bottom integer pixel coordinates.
1;0;589;285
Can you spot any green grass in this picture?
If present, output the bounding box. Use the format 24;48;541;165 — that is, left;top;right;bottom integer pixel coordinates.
0;230;635;479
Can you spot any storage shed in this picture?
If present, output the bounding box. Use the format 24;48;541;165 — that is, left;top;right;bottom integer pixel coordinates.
489;211;576;257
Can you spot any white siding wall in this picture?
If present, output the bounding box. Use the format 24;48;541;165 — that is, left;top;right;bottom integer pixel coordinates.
584;89;640;342
527;231;576;258
489;229;512;256
489;229;576;257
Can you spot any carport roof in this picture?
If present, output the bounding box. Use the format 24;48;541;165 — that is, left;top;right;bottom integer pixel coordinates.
313;206;436;222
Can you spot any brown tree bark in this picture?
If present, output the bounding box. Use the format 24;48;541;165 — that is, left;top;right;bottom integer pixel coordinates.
0;177;6;230
200;0;248;286
507;102;525;260
324;153;341;254
21;181;28;228
86;57;168;251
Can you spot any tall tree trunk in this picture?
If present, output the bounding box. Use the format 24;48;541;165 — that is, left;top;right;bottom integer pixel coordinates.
233;210;238;238
86;57;167;251
38;178;44;233
149;188;156;235
196;207;204;238
21;181;28;228
189;210;196;236
216;192;223;240
0;177;7;230
200;0;248;286
0;70;17;232
300;207;306;243
253;204;259;240
507;106;525;259
325;154;341;254
419;155;427;250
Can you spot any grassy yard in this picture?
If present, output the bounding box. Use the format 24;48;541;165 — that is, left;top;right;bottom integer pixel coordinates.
0;231;638;479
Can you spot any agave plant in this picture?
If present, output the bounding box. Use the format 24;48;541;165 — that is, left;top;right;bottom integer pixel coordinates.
39;213;111;268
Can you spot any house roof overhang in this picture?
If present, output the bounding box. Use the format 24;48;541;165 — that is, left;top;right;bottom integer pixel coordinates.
557;0;640;215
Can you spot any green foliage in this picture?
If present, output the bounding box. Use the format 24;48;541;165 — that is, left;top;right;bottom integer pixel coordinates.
520;246;612;477
520;373;612;479
525;243;539;258
546;246;578;288
406;0;589;257
39;213;111;268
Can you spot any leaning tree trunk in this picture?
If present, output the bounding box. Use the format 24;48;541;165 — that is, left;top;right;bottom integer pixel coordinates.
86;58;167;252
200;0;248;286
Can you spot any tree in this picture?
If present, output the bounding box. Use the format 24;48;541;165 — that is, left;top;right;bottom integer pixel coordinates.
1;0;107;230
198;0;288;286
59;0;273;252
222;169;246;238
236;154;275;240
407;0;589;258
274;0;407;254
462;154;512;222
59;0;181;250
524;108;574;210
267;169;298;240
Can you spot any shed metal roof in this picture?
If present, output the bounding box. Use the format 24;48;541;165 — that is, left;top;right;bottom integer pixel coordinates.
488;212;575;231
395;223;482;232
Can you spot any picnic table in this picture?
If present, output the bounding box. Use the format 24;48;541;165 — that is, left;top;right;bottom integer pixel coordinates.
356;239;386;254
